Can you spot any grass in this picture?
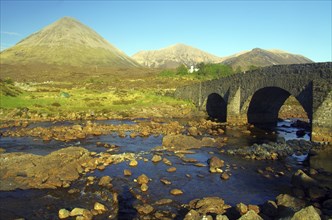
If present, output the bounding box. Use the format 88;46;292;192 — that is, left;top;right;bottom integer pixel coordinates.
0;79;195;119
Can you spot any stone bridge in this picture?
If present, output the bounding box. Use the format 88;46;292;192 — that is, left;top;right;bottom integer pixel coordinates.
174;62;332;142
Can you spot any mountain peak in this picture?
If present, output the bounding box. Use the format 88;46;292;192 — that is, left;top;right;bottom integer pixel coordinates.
1;17;139;67
132;43;221;68
222;48;313;70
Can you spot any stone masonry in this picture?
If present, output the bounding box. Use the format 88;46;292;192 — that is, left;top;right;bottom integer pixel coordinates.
175;62;332;142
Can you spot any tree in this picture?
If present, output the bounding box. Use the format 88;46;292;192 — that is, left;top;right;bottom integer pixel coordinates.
176;64;188;75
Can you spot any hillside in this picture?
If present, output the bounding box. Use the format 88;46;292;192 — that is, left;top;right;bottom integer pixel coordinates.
0;17;139;68
221;48;313;71
132;43;222;68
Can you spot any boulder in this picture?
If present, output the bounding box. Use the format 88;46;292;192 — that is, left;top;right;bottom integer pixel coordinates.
291;170;317;189
170;189;183;195
188;197;231;215
162;134;202;150
209;156;225;173
98;176;112;187
236;203;248;215
94;202;107;212
140;183;148;192
291;206;320;220
237;210;263;220
0;147;93;190
135;204;154;215
58;209;70;219
221;172;230;180
151;155;162;163
124;169;132;176
137;174;149;185
261;200;278;217
184;209;200;220
276;194;306;217
129;160;138;167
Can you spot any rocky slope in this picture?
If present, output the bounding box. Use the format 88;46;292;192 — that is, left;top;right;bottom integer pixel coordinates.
0;17;139;68
221;48;313;71
132;43;222;68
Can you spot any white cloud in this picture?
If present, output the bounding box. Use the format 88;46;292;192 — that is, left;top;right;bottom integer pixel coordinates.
1;31;21;36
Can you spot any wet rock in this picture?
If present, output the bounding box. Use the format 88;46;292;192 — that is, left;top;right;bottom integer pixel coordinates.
98;176;112;187
261;200;278;217
141;183;148;192
322;199;332;210
70;208;86;216
123;169;132;176
154;199;173;206
130;132;138;138
162;158;172;166
94;202;107;213
151;155;162;163
292;188;306;199
0;147;93;190
129;159;138;167
195;163;206;167
221;172;230;180
167;167;177;172
291;205;320;220
162;134;204;151
188;127;199;136
209;156;225;173
181;157;198;163
160;178;172;185
276;194;306;215
308;186;326;201
202;137;218;146
184;209;200;220
58;209;70;219
236;203;248;215
188;197;230;215
170;189;183;195
216;215;229;220
248;204;260;214
238;210;263;220
135;204;154;215
137;174;149;185
291;169;317;189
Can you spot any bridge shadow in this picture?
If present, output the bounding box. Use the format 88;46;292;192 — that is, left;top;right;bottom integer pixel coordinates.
206;93;227;122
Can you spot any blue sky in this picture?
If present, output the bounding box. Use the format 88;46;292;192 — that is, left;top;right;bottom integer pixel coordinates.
1;0;331;62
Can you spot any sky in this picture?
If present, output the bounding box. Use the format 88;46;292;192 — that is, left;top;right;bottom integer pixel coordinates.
0;0;331;62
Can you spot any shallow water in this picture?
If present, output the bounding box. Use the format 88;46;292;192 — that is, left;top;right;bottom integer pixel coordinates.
0;118;311;219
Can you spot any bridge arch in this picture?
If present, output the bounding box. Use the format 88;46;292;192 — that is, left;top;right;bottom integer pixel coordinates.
247;86;309;126
206;93;227;122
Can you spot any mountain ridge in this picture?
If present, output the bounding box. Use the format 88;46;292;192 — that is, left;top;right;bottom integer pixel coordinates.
132;45;313;70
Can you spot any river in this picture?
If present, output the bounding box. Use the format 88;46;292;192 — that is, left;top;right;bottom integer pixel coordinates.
0;118;325;219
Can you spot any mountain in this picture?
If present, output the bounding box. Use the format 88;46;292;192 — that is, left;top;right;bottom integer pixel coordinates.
132;43;222;68
221;48;313;71
0;17;139;68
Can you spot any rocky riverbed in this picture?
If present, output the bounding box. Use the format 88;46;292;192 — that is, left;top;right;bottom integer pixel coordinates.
0;118;331;219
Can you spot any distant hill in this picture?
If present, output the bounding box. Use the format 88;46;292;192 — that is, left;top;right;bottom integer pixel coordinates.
221;48;313;71
132;43;222;68
132;45;313;70
0;17;139;68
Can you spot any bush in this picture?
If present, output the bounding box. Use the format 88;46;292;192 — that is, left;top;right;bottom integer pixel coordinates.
4;77;14;85
51;102;61;107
